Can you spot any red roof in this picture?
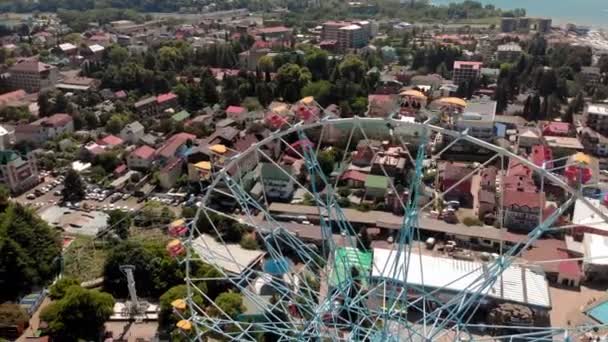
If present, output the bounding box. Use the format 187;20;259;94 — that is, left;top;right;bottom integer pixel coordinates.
558;259;581;278
454;61;483;69
226;105;246;115
0;89;26;105
98;135;124;147
43;113;72;127
114;164;127;175
115;90;127;98
156;92;177;104
531;145;554;169
507;158;532;178
543;121;572;137
255;26;291;34
131;145;155;160
340;170;368;183
156;132;196;159
503;190;545;208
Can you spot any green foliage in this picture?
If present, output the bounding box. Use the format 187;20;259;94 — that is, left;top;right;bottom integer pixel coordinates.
105;113;129;135
41;285;114;341
196;211;245;243
0;203;61;301
159;284;204;331
462;216;483;227
49;277;80;300
276;63;312;103
108;209;132;240
103;240;183;298
0;303;28;326
317;149;337;177
209;292;244;319
301;80;332;107
239;235;259;250
62;169;86;202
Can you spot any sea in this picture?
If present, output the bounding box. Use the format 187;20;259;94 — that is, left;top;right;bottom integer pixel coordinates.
432;0;608;28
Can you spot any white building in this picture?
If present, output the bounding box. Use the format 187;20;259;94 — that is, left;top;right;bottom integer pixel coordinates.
371;248;551;311
120;121;145;144
0;125;15;150
258;163;295;200
0;150;39;193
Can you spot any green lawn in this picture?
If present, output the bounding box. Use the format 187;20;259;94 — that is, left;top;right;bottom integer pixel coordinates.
63;235;108;282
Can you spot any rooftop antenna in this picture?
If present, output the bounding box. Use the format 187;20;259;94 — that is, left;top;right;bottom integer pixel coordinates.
120;265;149;322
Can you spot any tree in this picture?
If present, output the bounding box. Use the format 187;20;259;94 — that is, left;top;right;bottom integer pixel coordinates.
41;285;114;341
108;209;132;239
301;80;332;107
0;203;61;301
103;240;183;298
62;169;85;202
305;49;329;81
108;45;129;65
38;92;52;117
0;303;28;329
210;292;244;319
105;114;128;134
159;284;204;331
276;63;312;103
317;149;336;178
54;92;68;113
49;277;80;299
258;55;274;73
338;54;366;83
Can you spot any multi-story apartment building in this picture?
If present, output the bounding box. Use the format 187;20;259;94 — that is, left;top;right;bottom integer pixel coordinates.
585;104;608;135
8;60;58;93
0;150;39;193
337;24;368;50
15;113;74;145
581;67;601;89
496;43;522;62
452;61;482;85
258;162;294;200
322;21;356;41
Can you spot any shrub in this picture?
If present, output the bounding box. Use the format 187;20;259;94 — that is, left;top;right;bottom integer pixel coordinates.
462;216;483;227
240;235;259;250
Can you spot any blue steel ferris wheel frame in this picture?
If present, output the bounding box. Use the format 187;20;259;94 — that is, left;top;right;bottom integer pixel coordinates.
181;115;608;342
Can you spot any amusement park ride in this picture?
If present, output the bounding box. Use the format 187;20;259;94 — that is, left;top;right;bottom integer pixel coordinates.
162;92;608;341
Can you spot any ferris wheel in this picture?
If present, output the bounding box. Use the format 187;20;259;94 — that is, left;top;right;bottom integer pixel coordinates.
167;96;608;341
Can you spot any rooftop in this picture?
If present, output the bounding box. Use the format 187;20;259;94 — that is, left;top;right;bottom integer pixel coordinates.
587;104;608;116
192;234;265;275
10;60;55;73
131;145;155;160
372;248;551;308
454;61;483;70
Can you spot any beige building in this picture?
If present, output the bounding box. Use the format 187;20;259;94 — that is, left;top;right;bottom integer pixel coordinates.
0;150;39;193
8;60;58;93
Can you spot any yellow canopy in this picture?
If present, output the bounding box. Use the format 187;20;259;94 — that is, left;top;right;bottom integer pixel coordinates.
438;97;467;108
170;219;186;228
399;89;427;100
176;320;192;331
171;299;187;310
572;152;591;165
194;161;212;171
300;96;315;105
167;239;181;248
210;144;227;154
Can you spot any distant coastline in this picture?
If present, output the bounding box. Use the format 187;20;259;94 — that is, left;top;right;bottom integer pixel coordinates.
432;0;608;29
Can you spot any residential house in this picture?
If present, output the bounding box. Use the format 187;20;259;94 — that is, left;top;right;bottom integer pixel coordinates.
541;121;574;137
171;110;191;123
370;147;407;177
452;61;482;85
56;76;100;92
259;162;295;200
7;60;58;93
531;144;554;169
518;127;543;150
340;170;367;188
352;140;381;168
503;190;545;232
581;67;601;89
156;132;196;162
0;150;39;193
127;145;156;170
120;121;145;144
585;103;608;135
473;166;497;222
230;134;260;178
581;127;608;157
158;157;184;190
544;136;584;158
97;135;124;149
226;106;248;123
134;96;157;116
207;127;240;147
156;92;178;113
0;126;15;150
365;174;390;200
439;162;474;207
367;95;399;118
15;113;74;144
